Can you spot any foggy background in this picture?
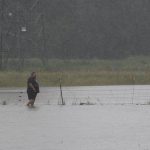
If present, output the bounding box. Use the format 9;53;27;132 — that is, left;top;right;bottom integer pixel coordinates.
0;0;150;69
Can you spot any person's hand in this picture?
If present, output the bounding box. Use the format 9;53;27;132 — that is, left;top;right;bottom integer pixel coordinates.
33;88;36;93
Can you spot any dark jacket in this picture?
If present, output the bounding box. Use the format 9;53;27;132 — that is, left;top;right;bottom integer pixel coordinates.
27;77;40;93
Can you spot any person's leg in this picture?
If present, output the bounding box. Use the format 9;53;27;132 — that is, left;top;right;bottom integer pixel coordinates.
27;92;32;106
27;101;30;106
27;99;34;106
30;93;37;107
27;92;36;107
30;99;35;107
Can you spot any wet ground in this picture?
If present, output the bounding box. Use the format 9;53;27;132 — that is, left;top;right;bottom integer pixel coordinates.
0;105;150;150
0;86;150;150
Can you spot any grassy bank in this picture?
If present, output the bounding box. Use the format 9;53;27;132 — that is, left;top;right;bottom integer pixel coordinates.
0;70;150;87
1;56;150;87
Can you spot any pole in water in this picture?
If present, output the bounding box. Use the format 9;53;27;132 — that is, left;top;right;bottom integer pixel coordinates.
59;78;65;105
132;75;135;104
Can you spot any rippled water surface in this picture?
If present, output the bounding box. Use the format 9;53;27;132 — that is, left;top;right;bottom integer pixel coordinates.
0;85;150;105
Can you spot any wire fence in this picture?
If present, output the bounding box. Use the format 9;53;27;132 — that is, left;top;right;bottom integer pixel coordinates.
0;85;150;105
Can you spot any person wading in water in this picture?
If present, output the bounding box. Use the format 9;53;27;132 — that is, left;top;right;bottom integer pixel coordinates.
27;72;39;107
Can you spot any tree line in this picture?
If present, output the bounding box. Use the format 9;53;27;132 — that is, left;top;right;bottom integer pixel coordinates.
0;0;150;69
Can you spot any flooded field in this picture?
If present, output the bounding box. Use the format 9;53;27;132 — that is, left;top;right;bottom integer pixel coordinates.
0;85;150;150
0;105;150;150
0;85;150;105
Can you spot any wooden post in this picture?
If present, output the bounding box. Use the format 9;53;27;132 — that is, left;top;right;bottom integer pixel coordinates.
59;78;65;105
132;75;135;104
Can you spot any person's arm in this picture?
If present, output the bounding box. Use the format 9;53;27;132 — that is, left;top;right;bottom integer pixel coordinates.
29;83;36;92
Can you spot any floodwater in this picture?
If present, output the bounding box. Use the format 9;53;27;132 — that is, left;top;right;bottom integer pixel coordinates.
0;85;150;105
0;86;150;150
0;105;150;150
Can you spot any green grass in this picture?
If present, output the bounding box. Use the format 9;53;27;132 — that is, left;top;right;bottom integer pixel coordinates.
0;70;150;87
1;56;150;87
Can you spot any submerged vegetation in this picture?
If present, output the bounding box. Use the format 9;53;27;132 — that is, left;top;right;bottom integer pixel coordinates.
1;56;150;87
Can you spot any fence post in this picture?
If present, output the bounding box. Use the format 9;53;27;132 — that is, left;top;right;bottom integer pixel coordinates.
132;75;135;104
59;78;65;105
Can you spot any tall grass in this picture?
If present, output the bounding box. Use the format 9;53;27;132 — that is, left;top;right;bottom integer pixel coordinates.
0;70;150;87
1;56;150;87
